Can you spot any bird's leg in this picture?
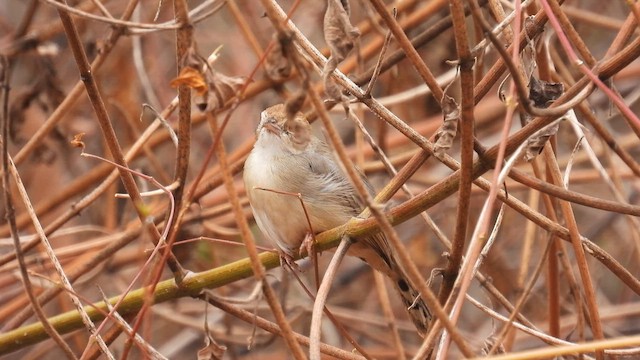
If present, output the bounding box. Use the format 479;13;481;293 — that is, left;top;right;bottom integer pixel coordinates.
300;232;317;264
278;250;301;272
297;201;320;288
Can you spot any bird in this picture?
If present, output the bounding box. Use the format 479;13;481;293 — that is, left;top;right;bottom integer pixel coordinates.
243;103;431;336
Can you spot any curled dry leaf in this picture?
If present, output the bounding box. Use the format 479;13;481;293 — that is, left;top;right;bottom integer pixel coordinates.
523;120;559;161
197;333;227;360
70;132;86;150
264;32;292;81
170;46;208;95
528;75;564;108
322;0;360;104
169;45;245;112
524;76;565;161
324;0;359;63
197;71;245;112
170;67;208;95
434;94;460;160
8;69;63;164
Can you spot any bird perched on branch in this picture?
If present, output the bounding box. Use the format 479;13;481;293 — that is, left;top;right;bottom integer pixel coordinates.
243;103;431;336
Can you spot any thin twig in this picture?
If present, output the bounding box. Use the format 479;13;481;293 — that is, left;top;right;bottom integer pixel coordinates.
364;11;393;97
541;143;605;359
368;0;445;104
99;289;168;360
309;236;352;360
204;296;365;360
486;233;554;355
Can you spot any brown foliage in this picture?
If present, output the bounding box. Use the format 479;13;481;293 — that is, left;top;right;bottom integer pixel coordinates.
1;0;640;359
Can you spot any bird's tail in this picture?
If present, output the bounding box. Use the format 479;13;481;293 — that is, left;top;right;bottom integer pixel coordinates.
350;236;432;336
388;264;432;337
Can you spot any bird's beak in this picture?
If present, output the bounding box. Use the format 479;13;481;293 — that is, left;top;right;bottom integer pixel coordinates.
263;122;280;135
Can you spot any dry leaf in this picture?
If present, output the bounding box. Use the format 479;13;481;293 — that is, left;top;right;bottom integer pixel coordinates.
196;71;245;112
434;95;460;159
197;333;226;360
323;0;359;104
170;44;245;112
171;45;208;94
9;60;63;146
8;76;60;164
524;75;565;161
524;121;560;161
170;67;208;95
324;0;359;63
9;88;39;145
265;32;292;81
70;132;86;150
528;75;564;108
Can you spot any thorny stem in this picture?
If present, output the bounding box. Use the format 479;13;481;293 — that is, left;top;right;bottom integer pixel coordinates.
120;0;195;354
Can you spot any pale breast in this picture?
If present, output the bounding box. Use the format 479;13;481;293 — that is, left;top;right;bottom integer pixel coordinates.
244;144;315;254
244;141;357;255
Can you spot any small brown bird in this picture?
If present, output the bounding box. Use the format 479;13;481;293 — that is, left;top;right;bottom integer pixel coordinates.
243;104;431;335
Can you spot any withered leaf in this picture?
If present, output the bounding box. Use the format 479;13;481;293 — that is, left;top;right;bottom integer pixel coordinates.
171;45;208;93
323;0;359;104
524;122;560;161
170;67;207;95
197;333;226;360
195;71;245;112
528;75;564;108
40;59;65;108
9;88;39;145
434;95;460;159
264;32;292;81
170;44;245;112
524;75;565;161
324;0;359;63
70;132;86;150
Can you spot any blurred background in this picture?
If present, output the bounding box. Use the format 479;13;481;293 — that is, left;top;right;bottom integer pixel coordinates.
0;0;639;358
